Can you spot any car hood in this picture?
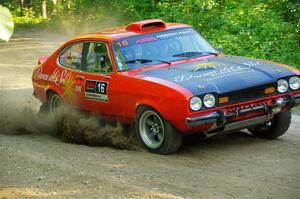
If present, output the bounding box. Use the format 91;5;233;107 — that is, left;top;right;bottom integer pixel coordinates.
138;56;297;95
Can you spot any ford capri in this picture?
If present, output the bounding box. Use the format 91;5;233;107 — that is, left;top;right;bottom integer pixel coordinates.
32;19;300;154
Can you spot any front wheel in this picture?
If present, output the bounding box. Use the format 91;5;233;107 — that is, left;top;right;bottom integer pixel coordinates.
248;111;291;139
135;106;183;154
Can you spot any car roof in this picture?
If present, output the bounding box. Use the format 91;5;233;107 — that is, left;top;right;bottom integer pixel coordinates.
72;19;191;42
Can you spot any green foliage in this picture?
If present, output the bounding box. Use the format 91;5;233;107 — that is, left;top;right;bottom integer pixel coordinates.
291;104;300;114
125;0;300;68
1;0;299;68
0;5;14;41
13;7;46;24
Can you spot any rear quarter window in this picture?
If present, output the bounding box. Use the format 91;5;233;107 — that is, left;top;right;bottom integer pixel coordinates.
58;42;83;69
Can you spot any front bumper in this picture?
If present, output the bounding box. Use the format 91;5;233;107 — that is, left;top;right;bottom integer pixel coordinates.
186;93;300;132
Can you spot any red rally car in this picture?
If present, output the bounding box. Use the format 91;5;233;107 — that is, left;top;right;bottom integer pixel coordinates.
32;19;300;154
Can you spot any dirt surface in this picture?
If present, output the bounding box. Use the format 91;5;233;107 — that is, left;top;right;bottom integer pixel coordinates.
0;33;300;199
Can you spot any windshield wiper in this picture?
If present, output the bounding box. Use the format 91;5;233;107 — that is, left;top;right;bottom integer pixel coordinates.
125;59;171;65
173;51;218;58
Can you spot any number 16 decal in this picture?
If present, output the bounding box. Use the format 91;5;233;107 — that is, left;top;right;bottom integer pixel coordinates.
96;82;107;94
84;80;108;102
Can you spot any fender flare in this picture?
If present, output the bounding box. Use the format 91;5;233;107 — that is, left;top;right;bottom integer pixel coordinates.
44;85;63;101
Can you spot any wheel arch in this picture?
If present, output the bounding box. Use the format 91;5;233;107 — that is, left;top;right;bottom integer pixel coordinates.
136;101;162;116
44;86;63;101
46;89;57;98
135;94;188;127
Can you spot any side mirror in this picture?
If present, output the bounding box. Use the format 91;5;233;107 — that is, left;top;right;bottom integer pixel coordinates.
100;55;106;67
216;45;223;54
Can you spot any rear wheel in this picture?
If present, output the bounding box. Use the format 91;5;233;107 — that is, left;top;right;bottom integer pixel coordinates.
135;106;183;154
38;101;49;114
248;111;291;139
38;92;63;114
46;93;84;143
48;92;63;113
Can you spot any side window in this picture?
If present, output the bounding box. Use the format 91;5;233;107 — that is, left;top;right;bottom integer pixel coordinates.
59;42;83;69
82;42;113;74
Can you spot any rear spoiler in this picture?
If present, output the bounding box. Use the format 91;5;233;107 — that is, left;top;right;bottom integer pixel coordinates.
38;56;49;65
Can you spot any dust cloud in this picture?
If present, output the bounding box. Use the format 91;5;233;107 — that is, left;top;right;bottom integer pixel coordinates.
0;96;138;150
0;12;137;150
56;106;139;150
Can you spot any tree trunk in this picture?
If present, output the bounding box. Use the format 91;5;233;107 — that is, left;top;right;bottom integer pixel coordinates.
52;0;57;14
41;0;47;18
67;0;71;12
24;0;30;8
62;0;72;13
20;0;24;15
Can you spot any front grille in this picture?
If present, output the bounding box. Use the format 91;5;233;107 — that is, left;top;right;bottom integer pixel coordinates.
219;83;276;105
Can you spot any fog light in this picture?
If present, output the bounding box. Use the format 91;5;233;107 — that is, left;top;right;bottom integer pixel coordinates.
275;98;284;106
264;87;275;94
219;96;229;104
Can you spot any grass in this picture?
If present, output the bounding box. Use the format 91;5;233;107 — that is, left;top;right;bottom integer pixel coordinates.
291;105;300;114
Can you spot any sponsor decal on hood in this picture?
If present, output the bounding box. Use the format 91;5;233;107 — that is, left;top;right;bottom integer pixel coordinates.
138;56;296;95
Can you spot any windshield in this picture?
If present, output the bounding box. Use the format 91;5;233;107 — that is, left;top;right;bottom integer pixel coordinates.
112;27;217;71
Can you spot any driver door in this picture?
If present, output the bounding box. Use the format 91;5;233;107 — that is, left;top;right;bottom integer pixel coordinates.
76;41;119;117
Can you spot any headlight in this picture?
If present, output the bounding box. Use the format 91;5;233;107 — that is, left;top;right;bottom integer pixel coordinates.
190;97;202;111
289;76;300;90
203;94;216;108
277;79;288;93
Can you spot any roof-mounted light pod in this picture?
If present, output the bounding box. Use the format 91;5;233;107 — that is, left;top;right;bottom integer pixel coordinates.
125;19;167;32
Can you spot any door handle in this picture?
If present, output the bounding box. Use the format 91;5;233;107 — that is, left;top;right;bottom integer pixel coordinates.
76;75;84;80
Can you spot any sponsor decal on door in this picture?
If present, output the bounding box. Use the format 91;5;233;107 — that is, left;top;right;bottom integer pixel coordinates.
84;80;108;102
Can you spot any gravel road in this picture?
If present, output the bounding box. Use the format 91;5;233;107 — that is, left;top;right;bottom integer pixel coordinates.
0;33;299;199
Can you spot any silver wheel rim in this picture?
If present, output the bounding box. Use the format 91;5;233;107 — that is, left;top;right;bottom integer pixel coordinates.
139;110;164;149
49;95;62;113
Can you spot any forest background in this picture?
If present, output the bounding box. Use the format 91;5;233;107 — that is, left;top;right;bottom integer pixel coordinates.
1;0;299;68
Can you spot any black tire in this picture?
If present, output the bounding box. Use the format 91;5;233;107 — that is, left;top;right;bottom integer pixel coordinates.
38;92;68;138
248;111;291;139
38;92;63;114
135;106;183;154
38;101;49;114
48;92;63;113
